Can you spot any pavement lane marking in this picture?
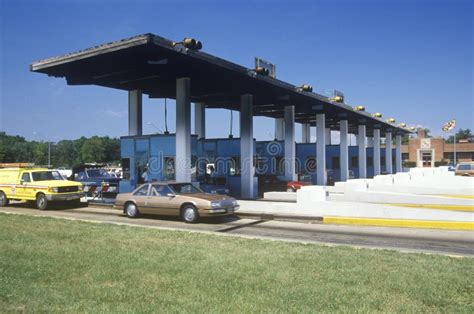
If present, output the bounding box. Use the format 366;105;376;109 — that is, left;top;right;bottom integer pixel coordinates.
324;216;474;231
385;203;474;212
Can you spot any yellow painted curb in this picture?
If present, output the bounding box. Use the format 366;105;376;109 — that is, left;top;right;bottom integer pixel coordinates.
323;216;474;231
387;203;474;212
435;194;474;200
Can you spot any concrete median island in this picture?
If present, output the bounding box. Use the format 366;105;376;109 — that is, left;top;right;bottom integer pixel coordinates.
242;168;473;230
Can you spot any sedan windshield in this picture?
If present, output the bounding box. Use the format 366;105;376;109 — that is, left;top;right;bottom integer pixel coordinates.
169;183;202;194
86;169;110;178
32;171;64;181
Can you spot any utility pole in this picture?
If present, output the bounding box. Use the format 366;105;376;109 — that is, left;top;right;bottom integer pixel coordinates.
33;132;52;167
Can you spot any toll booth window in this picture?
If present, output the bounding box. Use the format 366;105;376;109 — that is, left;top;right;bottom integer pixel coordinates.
381;157;386;166
164;157;175;180
304;157;316;174
275;157;284;175
191;155;198;181
332;157;340;170
21;173;31;183
230;157;241;176
367;157;373;167
295;159;301;174
122;158;130;180
351;157;358;168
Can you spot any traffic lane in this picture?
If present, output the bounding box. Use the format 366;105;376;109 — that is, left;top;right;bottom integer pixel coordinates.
0;203;256;233
1;205;473;256
223;220;474;256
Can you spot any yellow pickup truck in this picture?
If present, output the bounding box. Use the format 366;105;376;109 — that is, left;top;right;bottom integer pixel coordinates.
0;168;84;210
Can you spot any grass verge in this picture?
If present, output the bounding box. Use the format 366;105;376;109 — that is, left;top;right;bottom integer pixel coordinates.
0;213;473;312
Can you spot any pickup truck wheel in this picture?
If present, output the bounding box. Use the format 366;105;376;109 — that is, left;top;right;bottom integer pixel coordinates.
36;193;48;210
182;205;199;223
125;202;139;218
0;191;9;207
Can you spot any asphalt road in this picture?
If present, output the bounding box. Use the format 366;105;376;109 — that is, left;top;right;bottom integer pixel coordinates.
1;204;473;257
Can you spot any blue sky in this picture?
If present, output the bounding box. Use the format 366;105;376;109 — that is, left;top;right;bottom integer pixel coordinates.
0;0;472;142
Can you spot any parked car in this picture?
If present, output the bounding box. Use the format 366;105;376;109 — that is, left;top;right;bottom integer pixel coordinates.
115;182;239;223
70;164;120;197
0;167;83;210
286;179;311;192
56;167;72;179
455;162;474;176
199;177;230;195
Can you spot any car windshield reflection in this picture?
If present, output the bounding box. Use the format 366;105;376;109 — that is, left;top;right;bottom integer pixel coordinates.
32;171;64;181
86;169;111;178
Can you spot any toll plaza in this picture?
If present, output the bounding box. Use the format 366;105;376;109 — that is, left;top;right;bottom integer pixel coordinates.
31;33;411;199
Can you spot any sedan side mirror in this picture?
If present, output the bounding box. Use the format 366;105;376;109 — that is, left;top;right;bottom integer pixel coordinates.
167;193;175;198
20;179;25;185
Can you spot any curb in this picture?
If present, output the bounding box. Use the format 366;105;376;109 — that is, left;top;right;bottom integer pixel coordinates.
85;205;473;231
323;216;474;231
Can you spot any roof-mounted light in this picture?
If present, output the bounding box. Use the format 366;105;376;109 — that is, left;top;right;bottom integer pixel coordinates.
399;123;407;127
354;105;365;111
255;66;270;76
297;84;313;92
409;126;416;131
173;38;203;51
329;95;344;103
386;118;396;123
372;112;382;118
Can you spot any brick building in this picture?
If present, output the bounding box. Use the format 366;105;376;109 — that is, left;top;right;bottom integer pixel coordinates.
402;129;474;167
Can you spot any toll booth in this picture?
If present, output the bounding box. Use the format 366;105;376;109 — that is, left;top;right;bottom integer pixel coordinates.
121;133;398;195
120;134;199;193
120;135;258;198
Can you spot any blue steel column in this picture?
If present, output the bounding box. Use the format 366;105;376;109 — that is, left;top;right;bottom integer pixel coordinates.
340;120;349;181
274;118;284;141
128;90;142;136
240;94;255;199
176;78;191;182
325;128;331;145
373;129;381;176
284;105;296;181
385;131;393;174
396;134;402;173
316;114;326;185
357;124;367;178
194;102;206;139
301;123;311;143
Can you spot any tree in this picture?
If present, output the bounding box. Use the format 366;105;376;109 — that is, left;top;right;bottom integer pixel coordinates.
446;128;472;143
80;136;106;163
420;128;431;138
0;133;121;166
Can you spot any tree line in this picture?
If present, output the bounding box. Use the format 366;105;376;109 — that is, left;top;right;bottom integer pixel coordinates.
0;132;121;167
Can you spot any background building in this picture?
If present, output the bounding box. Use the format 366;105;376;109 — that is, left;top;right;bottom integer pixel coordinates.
402;129;474;167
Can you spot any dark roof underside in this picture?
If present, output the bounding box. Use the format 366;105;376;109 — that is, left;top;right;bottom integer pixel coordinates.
31;33;411;137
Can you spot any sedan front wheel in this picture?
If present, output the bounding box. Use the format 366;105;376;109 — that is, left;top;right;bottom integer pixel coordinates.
125;202;139;218
182;205;199;223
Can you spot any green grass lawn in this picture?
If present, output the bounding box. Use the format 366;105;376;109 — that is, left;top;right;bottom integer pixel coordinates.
0;213;473;312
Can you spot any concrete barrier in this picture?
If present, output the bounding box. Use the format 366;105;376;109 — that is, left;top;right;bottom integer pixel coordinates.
297;186;328;211
263;191;296;202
